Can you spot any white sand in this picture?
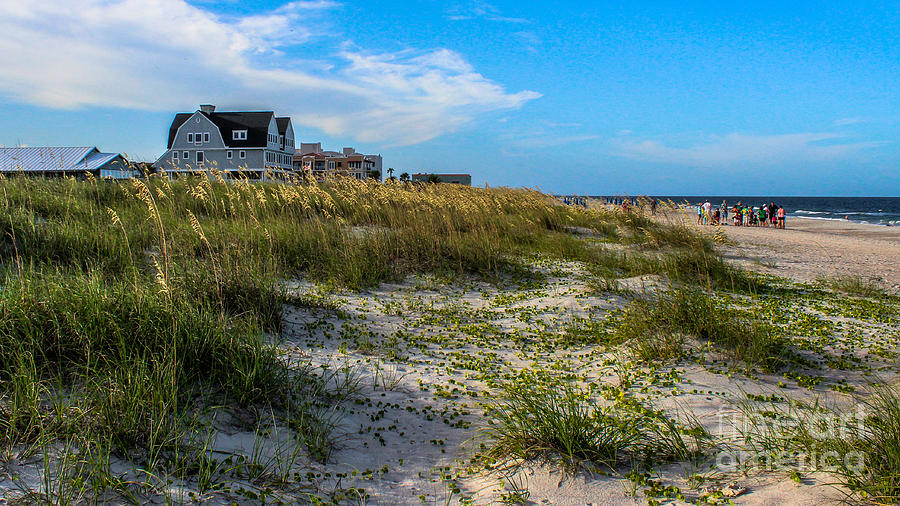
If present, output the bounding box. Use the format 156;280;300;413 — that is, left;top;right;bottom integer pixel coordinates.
704;216;900;291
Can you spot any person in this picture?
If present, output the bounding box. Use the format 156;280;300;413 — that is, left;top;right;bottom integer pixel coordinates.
703;200;712;225
722;201;728;225
777;206;786;229
650;198;657;215
713;207;721;225
757;205;767;227
698;204;703;224
769;202;778;226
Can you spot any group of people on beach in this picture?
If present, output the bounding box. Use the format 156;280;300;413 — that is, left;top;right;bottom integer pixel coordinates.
697;200;786;229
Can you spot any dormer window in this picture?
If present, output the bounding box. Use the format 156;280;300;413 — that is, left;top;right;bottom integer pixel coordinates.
233;130;247;141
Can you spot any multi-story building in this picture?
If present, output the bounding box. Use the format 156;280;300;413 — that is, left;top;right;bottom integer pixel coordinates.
293;143;382;181
153;105;295;179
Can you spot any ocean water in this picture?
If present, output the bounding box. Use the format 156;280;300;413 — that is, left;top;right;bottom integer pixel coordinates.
592;196;900;226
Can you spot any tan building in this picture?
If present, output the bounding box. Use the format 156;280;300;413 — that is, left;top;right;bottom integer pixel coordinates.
293;143;382;181
411;173;472;185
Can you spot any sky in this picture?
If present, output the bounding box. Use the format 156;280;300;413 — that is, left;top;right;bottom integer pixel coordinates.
0;0;897;195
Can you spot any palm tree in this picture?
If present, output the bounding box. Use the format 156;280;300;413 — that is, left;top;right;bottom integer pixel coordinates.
387;167;394;178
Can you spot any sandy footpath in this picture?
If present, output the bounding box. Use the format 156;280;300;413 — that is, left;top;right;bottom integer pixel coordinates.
690;216;900;291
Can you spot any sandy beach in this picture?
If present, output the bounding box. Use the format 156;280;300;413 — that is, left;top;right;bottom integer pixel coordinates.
706;217;900;291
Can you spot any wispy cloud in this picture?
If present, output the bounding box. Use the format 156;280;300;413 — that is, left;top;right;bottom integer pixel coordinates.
499;130;600;150
833;117;868;126
0;0;539;146
446;2;529;23
513;31;542;53
613;132;881;167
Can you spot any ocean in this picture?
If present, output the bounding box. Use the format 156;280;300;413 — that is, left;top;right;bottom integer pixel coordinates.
591;196;900;226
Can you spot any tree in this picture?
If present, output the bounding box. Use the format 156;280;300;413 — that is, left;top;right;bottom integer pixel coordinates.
426;174;442;184
368;169;381;180
387;167;394;178
399;172;410;182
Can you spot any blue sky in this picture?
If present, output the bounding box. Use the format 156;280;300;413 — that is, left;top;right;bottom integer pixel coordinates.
0;0;897;195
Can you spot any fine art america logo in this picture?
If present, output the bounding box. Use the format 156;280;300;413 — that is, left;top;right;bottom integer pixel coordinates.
714;406;868;474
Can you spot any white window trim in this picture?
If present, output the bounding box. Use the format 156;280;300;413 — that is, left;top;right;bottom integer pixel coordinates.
233;130;247;141
239;150;246;159
187;133;193;143
173;152;179;160
203;132;210;143
183;151;189;159
226;150;233;159
196;151;204;163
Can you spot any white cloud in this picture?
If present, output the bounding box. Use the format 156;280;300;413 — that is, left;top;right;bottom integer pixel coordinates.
0;0;539;146
833;117;868;126
446;2;529;23
613;132;880;168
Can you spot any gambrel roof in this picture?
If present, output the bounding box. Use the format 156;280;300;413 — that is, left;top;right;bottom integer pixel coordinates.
166;110;278;149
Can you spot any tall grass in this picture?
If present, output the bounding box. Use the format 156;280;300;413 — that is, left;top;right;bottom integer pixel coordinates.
616;289;789;369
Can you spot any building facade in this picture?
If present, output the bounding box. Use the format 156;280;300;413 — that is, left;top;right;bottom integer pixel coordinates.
153;105;295;179
293;143;383;181
0;146;134;178
411;173;472;185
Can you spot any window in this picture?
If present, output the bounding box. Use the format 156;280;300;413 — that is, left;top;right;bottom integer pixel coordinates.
328;161;335;170
226;150;233;159
233;130;247;141
203;132;209;143
183;151;189;159
196;151;204;163
187;133;193;143
239;150;245;159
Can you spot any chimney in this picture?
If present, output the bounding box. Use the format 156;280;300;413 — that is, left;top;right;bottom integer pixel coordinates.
199;104;215;114
343;147;355;156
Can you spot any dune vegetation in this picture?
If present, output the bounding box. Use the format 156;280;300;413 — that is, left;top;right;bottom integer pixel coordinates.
0;174;898;503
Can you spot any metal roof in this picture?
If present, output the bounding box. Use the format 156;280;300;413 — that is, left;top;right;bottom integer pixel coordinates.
0;146;122;173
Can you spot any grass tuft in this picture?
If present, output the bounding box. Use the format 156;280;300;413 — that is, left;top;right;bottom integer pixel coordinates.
616;289;790;369
481;383;712;473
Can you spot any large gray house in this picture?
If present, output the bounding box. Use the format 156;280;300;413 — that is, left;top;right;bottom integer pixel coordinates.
153;105;295;179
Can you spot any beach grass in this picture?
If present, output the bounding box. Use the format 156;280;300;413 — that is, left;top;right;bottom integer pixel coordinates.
480;382;713;474
7;175;886;502
615;289;790;369
0;174;744;499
